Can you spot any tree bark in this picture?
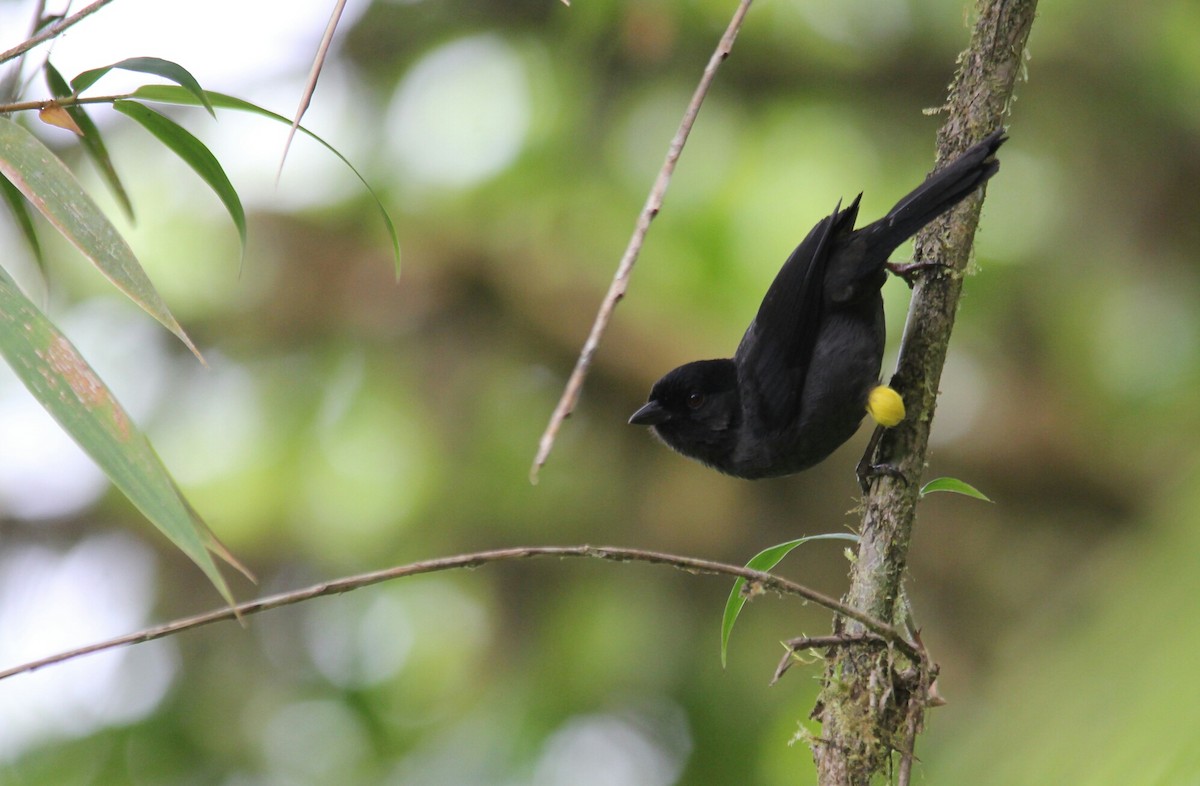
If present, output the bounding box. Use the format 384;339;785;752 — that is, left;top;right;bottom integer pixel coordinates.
812;1;1038;783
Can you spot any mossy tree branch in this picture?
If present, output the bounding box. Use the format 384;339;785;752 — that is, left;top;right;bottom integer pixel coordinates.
811;1;1038;783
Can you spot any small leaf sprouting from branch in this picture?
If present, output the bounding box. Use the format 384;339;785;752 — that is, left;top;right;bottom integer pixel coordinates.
721;532;860;668
919;476;993;502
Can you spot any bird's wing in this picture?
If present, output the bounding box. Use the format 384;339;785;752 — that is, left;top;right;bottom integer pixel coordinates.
734;196;861;425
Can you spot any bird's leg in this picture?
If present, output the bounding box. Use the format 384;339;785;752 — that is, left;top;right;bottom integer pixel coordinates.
885;258;951;288
856;424;906;493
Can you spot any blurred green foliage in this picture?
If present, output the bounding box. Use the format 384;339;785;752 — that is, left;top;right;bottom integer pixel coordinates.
3;0;1200;783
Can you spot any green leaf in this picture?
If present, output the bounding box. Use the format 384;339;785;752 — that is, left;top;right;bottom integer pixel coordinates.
112;100;246;258
0;268;240;605
44;62;135;221
0;117;203;361
72;57;214;117
721;533;860;668
920;476;993;502
132;84;401;275
0;175;43;271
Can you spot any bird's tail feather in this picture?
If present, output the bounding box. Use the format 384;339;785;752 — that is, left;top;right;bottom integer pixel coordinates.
865;129;1007;252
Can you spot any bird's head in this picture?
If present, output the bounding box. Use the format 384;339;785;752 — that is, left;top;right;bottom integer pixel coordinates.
629;359;741;467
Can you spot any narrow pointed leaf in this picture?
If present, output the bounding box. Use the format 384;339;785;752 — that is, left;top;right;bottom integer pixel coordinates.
0;117;202;361
45;62;135;221
919;476;993;502
172;477;254;586
132;84;401;274
0;268;238;605
0;175;44;270
72;57;214;117
112;100;245;256
721;533;860;668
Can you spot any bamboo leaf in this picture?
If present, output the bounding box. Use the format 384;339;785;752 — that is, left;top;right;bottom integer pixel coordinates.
0;175;43;271
72;57;214;117
0;267;240;604
0;117;202;361
721;533;860;668
133;84;401;274
112;99;246;256
45;61;135;221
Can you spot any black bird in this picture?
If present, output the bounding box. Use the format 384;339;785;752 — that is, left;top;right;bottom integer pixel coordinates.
629;130;1006;481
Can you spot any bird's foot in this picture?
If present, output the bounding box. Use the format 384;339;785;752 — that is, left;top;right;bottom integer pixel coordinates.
856;424;908;493
856;459;907;494
886;259;950;288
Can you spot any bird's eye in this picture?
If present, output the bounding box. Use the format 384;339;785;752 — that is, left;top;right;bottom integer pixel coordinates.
686;392;705;409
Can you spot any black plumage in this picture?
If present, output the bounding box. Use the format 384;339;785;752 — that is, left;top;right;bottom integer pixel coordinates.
629;130;1007;479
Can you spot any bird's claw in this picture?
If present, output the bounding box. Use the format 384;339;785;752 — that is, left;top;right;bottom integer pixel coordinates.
886;259;950;288
856;461;907;493
859;460;902;484
855;424;906;492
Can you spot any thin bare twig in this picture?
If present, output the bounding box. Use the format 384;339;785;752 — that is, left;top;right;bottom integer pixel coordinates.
277;0;348;181
0;543;916;683
529;0;754;483
771;632;891;685
0;0;118;66
0;91;135;114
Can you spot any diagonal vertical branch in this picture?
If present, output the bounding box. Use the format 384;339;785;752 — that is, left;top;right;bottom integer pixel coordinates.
530;0;754;484
812;1;1038;783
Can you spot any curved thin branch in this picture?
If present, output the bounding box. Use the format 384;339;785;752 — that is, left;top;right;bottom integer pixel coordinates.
530;0;754;483
0;543;915;683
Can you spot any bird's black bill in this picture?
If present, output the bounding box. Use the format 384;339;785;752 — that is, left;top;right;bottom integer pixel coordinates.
629;401;669;426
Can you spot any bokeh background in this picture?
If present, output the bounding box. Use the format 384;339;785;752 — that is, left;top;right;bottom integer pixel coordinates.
1;0;1199;783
